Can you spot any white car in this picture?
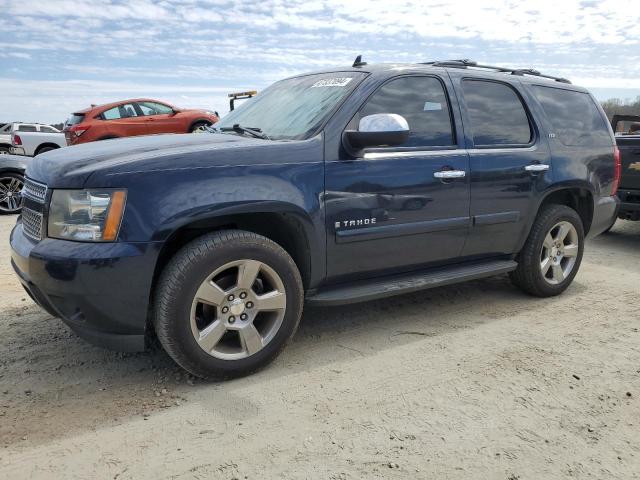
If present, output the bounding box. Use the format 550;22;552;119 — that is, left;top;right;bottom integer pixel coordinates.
8;123;67;156
0;123;14;154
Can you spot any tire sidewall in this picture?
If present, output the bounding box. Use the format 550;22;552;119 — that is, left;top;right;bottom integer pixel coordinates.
156;234;303;378
529;206;585;296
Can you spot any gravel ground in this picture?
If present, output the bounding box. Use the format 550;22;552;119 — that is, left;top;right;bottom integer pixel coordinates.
0;214;638;479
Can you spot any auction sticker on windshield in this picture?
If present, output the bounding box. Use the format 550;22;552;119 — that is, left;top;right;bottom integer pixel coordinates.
311;77;353;88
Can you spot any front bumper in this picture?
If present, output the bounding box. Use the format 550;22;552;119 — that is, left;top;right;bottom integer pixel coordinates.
10;222;162;351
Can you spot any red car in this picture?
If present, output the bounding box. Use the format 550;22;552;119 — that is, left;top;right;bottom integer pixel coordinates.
64;99;219;145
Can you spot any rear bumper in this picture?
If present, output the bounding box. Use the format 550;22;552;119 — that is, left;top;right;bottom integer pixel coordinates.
617;189;640;218
10;146;25;156
10;222;162;352
587;195;619;238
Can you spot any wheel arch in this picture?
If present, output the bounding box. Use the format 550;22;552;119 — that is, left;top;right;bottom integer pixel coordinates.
188;118;214;132
536;185;594;234
0;168;25;176
34;143;61;156
151;203;318;297
515;184;595;254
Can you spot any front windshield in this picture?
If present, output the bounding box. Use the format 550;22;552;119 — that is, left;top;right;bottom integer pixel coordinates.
217;72;366;140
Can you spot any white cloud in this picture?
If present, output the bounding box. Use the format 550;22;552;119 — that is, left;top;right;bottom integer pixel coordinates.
1;0;639;123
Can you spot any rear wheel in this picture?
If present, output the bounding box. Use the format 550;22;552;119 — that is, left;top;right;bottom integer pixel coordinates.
154;230;303;379
0;146;10;155
510;204;584;297
35;145;58;155
190;121;212;133
0;172;24;214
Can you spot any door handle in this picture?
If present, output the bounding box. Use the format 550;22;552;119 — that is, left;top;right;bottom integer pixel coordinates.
434;170;466;179
524;164;550;172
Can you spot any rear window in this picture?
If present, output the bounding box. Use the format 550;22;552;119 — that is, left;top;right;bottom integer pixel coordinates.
462;79;532;146
613;119;640;136
102;104;138;120
532;86;612;147
65;114;85;127
17;125;37;132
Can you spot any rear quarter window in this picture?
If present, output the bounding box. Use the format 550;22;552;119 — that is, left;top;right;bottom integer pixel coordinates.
532;86;612;147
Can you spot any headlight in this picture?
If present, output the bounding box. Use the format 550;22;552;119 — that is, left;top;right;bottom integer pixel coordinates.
48;189;127;242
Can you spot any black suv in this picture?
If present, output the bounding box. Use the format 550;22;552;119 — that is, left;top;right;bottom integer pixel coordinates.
11;59;619;378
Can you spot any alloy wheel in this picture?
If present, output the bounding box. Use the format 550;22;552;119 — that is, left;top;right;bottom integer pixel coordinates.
539;221;579;285
190;259;287;360
0;176;24;213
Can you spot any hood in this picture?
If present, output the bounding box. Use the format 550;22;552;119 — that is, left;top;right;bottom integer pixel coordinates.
26;133;270;187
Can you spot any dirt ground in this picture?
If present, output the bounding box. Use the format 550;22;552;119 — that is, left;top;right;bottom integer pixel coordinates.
0;214;638;479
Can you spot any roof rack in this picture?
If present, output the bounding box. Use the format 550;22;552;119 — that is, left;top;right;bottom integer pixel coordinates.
422;59;571;84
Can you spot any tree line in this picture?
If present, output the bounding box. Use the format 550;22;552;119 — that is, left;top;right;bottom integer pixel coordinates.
600;96;640;120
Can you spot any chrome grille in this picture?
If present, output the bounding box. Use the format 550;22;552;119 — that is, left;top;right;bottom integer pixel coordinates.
22;208;44;241
22;178;47;202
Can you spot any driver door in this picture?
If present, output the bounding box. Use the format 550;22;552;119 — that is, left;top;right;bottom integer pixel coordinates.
325;74;471;279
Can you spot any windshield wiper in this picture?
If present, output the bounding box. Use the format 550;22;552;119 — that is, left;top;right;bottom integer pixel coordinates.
220;124;271;140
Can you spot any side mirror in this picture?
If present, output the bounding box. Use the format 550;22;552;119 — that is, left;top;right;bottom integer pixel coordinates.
170;109;181;116
344;113;410;150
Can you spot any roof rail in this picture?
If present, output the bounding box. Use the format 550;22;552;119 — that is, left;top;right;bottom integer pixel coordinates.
422;59;571;84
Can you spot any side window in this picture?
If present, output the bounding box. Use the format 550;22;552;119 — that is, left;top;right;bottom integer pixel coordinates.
40;126;55;133
359;76;455;147
462;80;532;146
17;125;37;132
532;86;612;147
138;102;173;116
102;104;138;120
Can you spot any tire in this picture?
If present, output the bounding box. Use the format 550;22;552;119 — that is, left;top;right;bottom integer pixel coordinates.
35;146;58;155
0;172;25;214
190;121;212;133
0;146;10;155
154;230;304;379
509;204;584;297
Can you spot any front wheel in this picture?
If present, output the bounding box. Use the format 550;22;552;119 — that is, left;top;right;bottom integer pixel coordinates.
0;172;24;214
154;230;304;379
510;204;584;297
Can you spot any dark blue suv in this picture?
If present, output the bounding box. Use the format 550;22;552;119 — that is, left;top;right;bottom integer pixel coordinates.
10;59;619;378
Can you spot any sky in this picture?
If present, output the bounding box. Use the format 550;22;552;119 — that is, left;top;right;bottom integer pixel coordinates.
1;0;639;124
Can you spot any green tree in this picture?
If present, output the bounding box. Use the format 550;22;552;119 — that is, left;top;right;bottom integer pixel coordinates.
600;96;640;120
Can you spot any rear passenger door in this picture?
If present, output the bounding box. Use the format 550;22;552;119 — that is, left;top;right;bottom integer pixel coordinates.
450;74;551;257
101;103;149;137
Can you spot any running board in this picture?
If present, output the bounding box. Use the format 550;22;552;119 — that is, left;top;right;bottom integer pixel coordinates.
306;260;517;306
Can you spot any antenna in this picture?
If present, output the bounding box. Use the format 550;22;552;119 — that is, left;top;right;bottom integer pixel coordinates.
353;55;367;67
